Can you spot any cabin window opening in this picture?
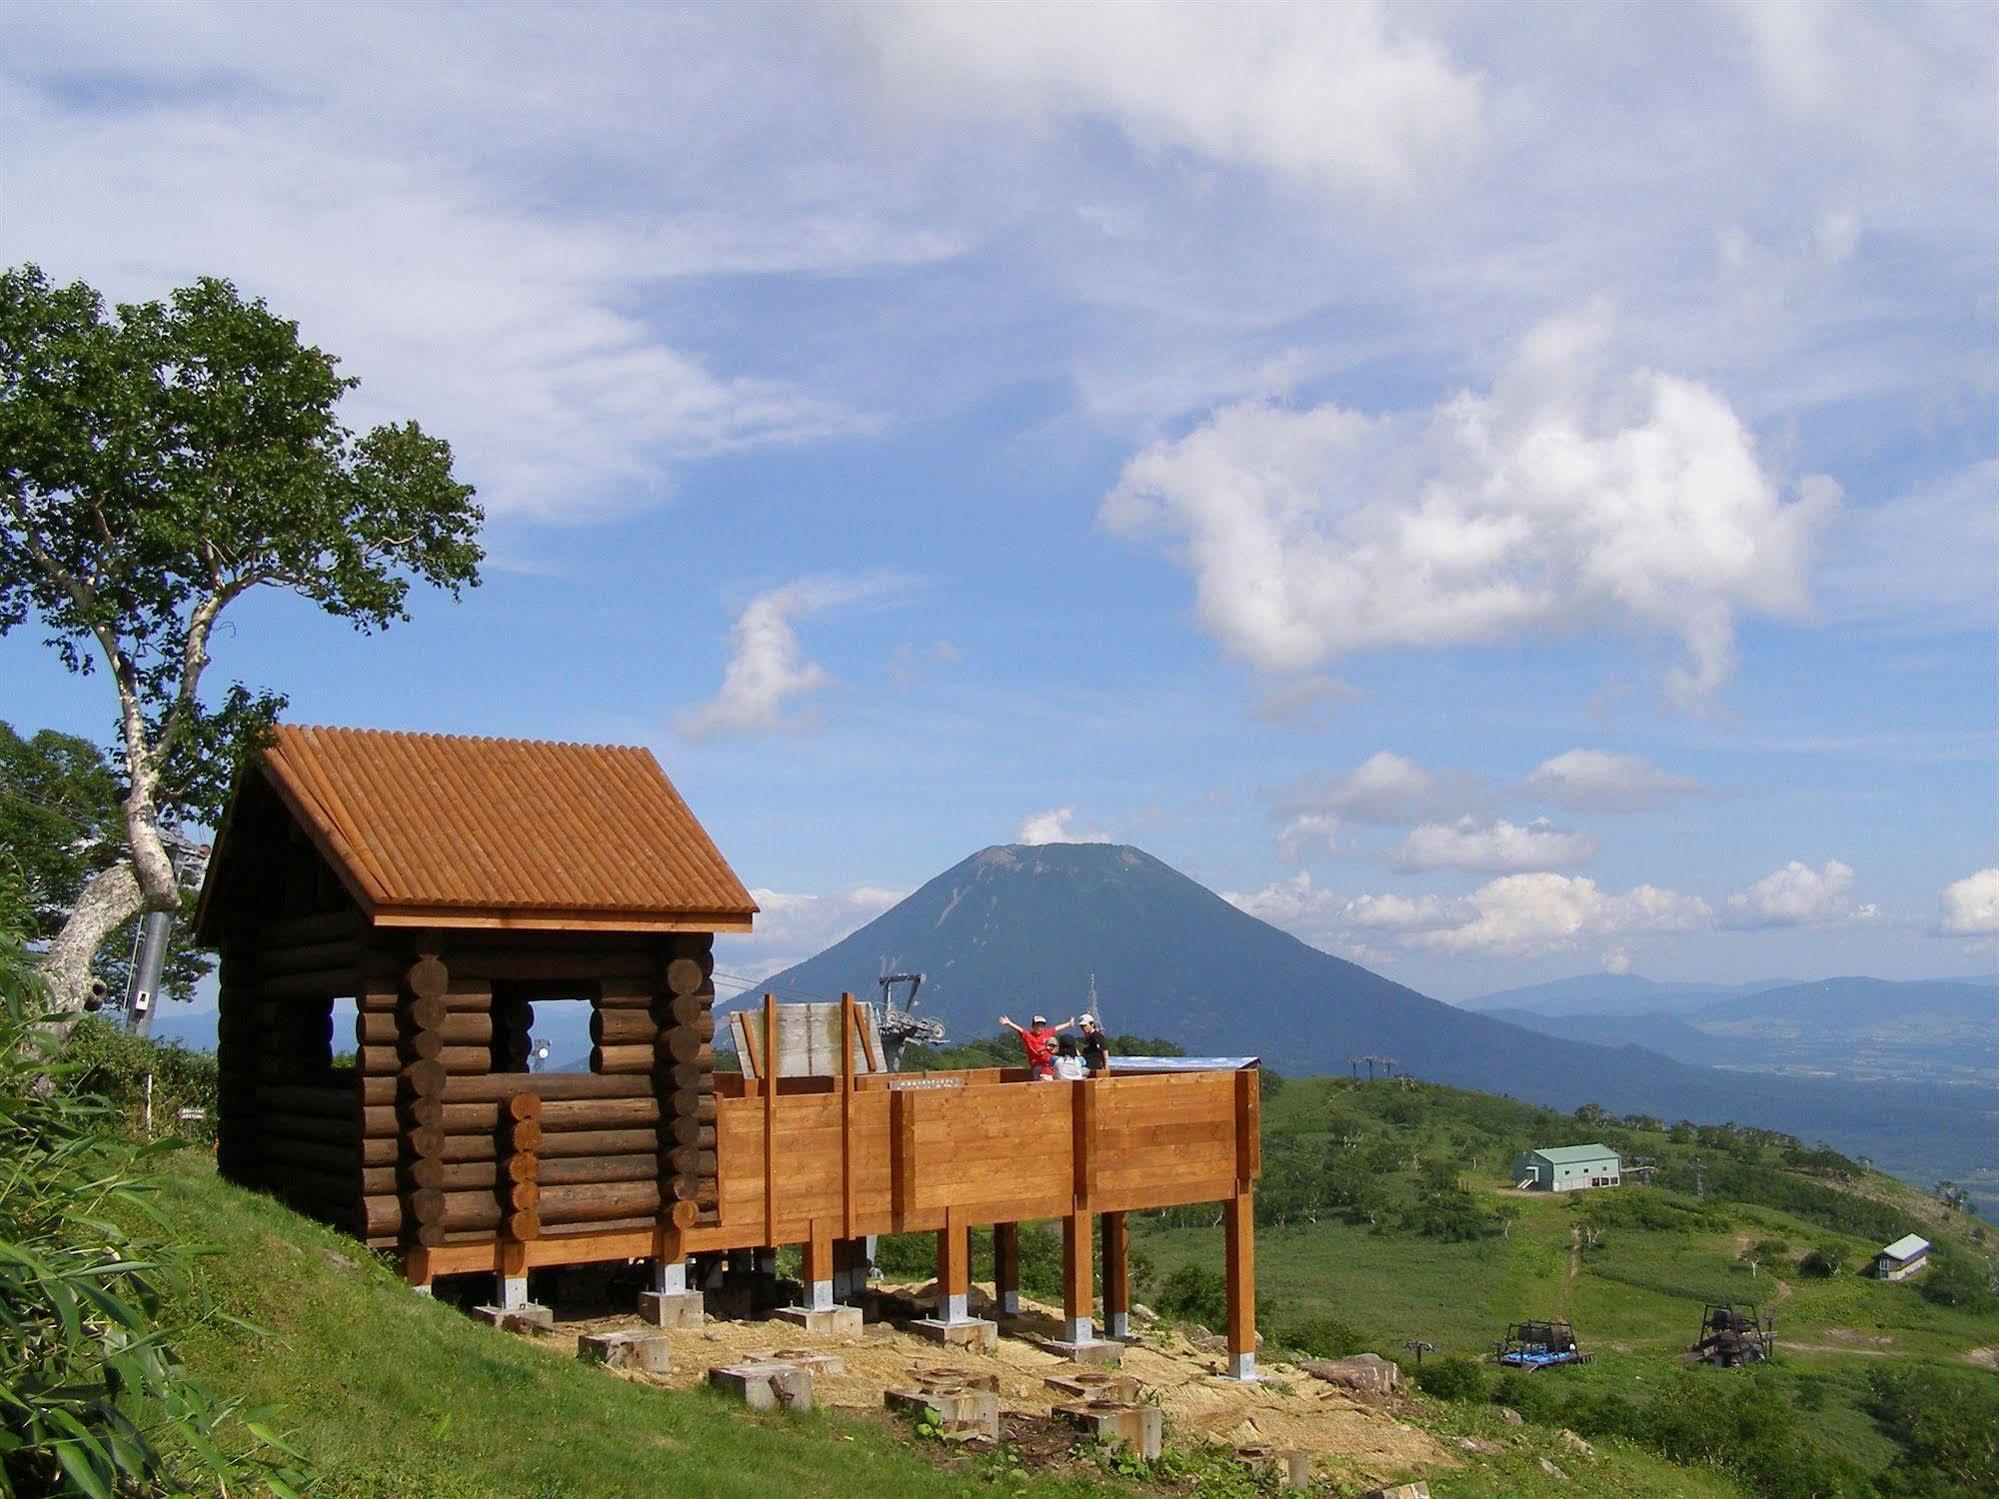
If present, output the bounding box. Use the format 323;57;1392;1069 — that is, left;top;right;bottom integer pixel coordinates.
490;983;599;1074
330;996;358;1070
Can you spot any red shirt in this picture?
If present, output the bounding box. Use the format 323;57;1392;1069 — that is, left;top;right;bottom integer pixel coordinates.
1021;1026;1057;1073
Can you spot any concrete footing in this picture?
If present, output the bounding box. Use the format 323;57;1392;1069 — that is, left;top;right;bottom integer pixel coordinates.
886;1384;1000;1442
707;1362;814;1413
773;1304;864;1336
472;1303;553;1335
637;1290;706;1329
910;1317;999;1354
577;1330;672;1374
744;1348;846;1375
911;1366;1000;1393
1226;1351;1258;1382
1055;1400;1163;1460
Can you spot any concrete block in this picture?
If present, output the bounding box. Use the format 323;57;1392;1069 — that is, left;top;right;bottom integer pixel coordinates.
744;1348;846;1375
1055;1401;1162;1461
912;1365;1000;1393
1237;1445;1311;1490
1037;1337;1125;1367
707;1362;813;1413
886;1384;1000;1442
1362;1484;1430;1499
472;1303;553;1335
1044;1368;1141;1404
637;1290;706;1329
909;1317;998;1354
772;1304;864;1336
577;1329;672;1374
1301;1353;1400;1394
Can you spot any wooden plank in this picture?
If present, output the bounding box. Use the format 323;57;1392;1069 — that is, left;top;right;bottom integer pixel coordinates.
993;1221;1019;1302
840;993;855;1239
1073;1077;1097;1213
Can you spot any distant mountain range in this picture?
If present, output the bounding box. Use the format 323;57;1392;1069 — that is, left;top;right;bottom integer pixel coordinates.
749;843;1999;1192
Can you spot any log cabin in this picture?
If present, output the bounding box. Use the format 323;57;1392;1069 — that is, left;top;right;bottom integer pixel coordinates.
196;725;1263;1377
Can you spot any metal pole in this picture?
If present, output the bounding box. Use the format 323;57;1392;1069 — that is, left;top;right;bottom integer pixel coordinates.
125;907;173;1037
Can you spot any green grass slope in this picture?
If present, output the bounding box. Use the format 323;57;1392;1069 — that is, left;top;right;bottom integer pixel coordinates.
146;1155;1115;1499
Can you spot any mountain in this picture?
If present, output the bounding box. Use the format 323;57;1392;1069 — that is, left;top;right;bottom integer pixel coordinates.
1460;972;1787;1017
1477;1006;1737;1068
749;844;1998;1187
1691;976;1999;1027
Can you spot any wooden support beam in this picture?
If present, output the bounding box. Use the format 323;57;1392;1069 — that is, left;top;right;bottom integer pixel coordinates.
761;994;778;1246
1224;1189;1256;1379
1062;1212;1093;1329
1073;1076;1097;1212
840;993;855;1239
992;1221;1019;1314
1102;1211;1130;1338
937;1212;970;1299
803;1219;836;1290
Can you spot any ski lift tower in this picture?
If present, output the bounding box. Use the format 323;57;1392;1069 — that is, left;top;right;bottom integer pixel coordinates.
875;971;944;1072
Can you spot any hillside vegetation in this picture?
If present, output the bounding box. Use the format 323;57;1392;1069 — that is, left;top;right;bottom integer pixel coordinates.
1135;1076;1999;1497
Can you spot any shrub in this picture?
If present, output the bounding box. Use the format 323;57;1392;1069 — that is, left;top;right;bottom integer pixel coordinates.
59;1014;220;1142
1866;1365;1999;1494
0;879;306;1495
1411;1354;1486;1402
1915;1247;1997;1313
1795;1243;1844;1278
1490;1371;1562;1423
1282;1316;1368;1360
1752;1237;1790;1259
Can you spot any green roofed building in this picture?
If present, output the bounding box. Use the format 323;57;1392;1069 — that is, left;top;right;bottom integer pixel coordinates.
1514;1144;1622;1192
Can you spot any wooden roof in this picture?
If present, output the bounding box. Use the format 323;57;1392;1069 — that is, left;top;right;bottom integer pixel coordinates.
201;725;757;934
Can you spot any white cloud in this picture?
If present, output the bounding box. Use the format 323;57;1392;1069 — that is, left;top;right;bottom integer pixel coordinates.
1104;307;1840;705
1341;891;1467;933
1247;675;1357;730
1938;868;1999;937
1723;859;1860;929
1278;751;1477;826
1392;817;1599;874
1602;947;1632;975
678;576;895;740
1017;808;1113;845
713;883;907;992
1413;874;1711;958
1276;814;1344;862
1520;749;1703;813
839;0;1484;200
1223;871;1342;927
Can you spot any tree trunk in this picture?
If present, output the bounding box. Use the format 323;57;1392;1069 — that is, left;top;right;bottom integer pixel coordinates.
39;861;145;1031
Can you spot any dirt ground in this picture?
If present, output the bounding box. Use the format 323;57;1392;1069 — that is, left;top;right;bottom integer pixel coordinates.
523;1281;1453;1484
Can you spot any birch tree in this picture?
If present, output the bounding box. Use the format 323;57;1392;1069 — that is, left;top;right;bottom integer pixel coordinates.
1;265;482;1021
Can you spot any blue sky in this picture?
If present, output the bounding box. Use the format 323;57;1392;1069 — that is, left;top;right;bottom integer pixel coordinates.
3;1;1994;1003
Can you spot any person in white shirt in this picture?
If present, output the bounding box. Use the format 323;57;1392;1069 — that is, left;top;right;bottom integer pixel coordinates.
1051;1034;1088;1081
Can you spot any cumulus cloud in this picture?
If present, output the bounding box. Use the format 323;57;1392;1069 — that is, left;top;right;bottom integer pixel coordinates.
1520;749;1703;813
1247;675;1357;730
678;577;894;739
1276;813;1344;862
1938;868;1999;937
1223;871;1342;927
713;884;907;989
1017;808;1113;845
1413;874;1711;957
1104;307;1840;705
1723;859;1863;929
1278;751;1477;826
1391;817;1599;874
839;0;1483;200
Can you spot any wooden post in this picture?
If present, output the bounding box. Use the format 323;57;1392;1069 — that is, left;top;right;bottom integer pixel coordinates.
993;1221;1020;1316
936;1210;971;1323
1102;1210;1130;1339
1224;1189;1256;1381
1062;1212;1094;1344
761;993;778;1245
803;1219;836;1312
1073;1075;1097;1213
840;993;855;1239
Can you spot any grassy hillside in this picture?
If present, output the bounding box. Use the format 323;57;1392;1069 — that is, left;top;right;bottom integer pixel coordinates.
1134;1077;1999;1496
144;1155;1119;1499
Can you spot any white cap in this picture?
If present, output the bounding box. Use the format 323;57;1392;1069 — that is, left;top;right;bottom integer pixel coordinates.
1080;1013;1097;1026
